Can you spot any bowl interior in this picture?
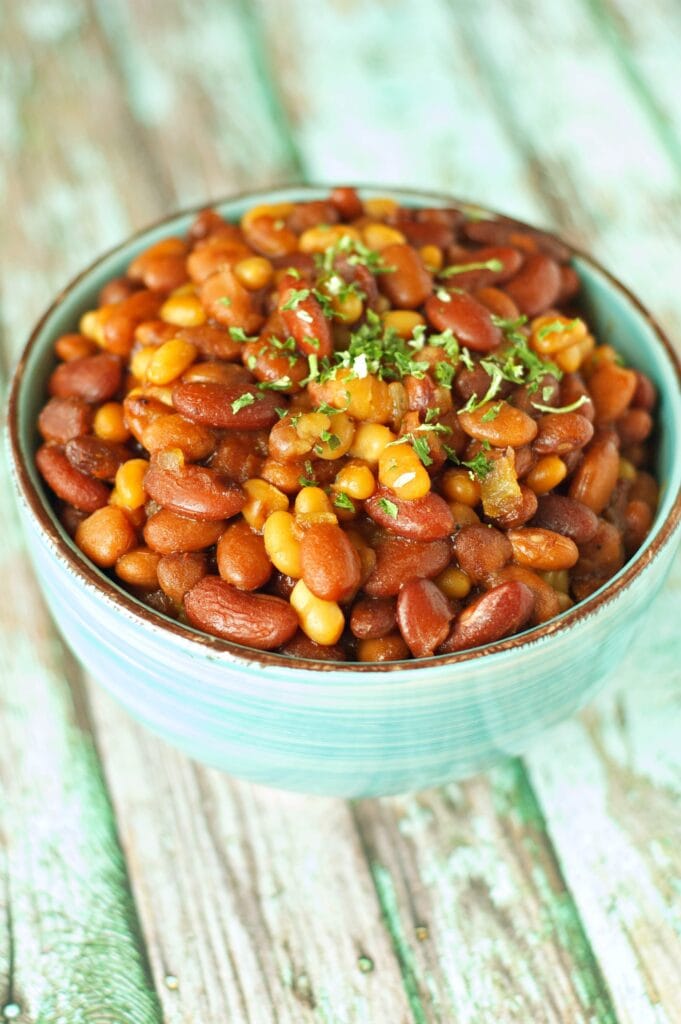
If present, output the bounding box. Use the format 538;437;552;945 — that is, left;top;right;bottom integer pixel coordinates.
9;186;681;670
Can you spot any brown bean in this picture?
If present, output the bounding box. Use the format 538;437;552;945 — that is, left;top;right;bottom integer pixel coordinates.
172;380;281;430
115;547;161;590
399;219;453;249
211;432;267;482
122;394;169;446
144;461;245;521
571;519;624;600
216;520;272;591
474;286;520;321
364;536;451;597
631;370;657;411
75;506;137;568
281;632;348;661
65;436;130;480
624;499;654;554
143;509;227;554
184;576;298;650
504;253;561;316
534;413;594;455
242;337;308;391
36;444;110;512
243;215;298;258
349;597;397;640
512;373;560;417
300;523;362;602
557;264;580;302
286;200;339;234
568;437;620;513
356;633;410;662
55;333;98;361
454;363;511;404
378;244;433;309
589;363;637;424
157;551;208;604
454;524;512;583
396;578;453;658
48;352;122;403
507;527;579;571
200;266;264;335
365;489;454;540
458;401;538;448
99;276;139;306
425;291;502;352
439;581;535;652
491;484;538;530
142;413;216;461
616;408;653;446
629;470;658;510
489;565;561;625
177;323;242;361
440;245;523;290
464;221;572;263
532;494;599;544
329;186;363;220
560;373;595;423
38;396;93;444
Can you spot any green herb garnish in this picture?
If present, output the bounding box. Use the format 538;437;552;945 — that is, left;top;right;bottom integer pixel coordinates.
377;497;399;519
230;392;255;414
530;395;589;415
439;257;503;278
333;492;355;512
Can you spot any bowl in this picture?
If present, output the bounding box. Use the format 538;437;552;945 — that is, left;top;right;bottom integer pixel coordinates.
7;185;681;797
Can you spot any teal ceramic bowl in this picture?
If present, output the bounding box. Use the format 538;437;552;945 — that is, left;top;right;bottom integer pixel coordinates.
7;186;681;796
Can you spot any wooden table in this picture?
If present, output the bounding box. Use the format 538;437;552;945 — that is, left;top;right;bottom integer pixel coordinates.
2;2;680;1021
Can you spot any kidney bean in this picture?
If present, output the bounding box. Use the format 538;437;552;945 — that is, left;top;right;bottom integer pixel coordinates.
425;291;502;352
631;370;657;411
376;244;433;309
141;413;216;462
439;580;534;652
557;264;580;303
65;436;130;480
396;578;453;658
398;219;453;250
534;412;594;455
560;373;595;423
157;551;208;605
144;461;245;521
242;338;308;391
187;238;252;284
624;499;654;554
176;323;243;362
349;597;397;639
244;215;299;258
99;276;140;306
300;523;362;603
216;520;272;591
144;509;227;554
507;527;579;571
75;506;137;567
512;447;536;479
172;380;280;430
36;444;110;512
459;401;538;448
365;489;454;540
357;633;410;661
329;186;363;221
281;632;348;661
38;396;93;444
629;470;658;509
364;536;451;597
59;505;89;537
277;278;333;358
48;352;122;403
129;245;188;294
491;484;539;529
505;253;561;317
474;286;520;321
616;408;653;447
115;547;162;590
532;493;599;544
286;200;339;234
454;524;512;583
568;437;620;513
571;519;624;600
200;266;264;335
185;576;298;649
512;374;561;418
489;565;561;625
588;363;637;425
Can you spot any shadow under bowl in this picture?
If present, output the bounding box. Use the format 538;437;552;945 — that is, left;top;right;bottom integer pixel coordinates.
7;185;681;796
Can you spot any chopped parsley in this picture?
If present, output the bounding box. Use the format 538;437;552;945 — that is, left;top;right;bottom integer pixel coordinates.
258;377;294;391
333;491;356;512
412;436;433;467
298;461;316;488
481;402;503;422
439;257;503;278
216;296;232;307
435;361;456;387
319;429;341;450
530;394;589;415
230;392;255;414
536;317;581;342
314;234;394;276
425;407;440;424
228;326;257;342
377;497;399;519
462;451;494;480
280;288;311;311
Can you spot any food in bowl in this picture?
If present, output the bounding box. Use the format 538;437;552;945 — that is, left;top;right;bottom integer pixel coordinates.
34;187;659;662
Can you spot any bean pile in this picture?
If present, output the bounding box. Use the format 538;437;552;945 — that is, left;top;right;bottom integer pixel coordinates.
35;189;659;661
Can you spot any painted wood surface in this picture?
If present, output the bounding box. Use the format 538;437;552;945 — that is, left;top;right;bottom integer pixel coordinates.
1;0;680;1021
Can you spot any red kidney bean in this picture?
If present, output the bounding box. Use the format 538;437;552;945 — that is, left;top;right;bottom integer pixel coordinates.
157;551;208;605
454;524;513;583
281;632;348;661
397;578;453;657
491;484;539;529
172;380;281;430
349;597;397;639
377;244;433;309
144;461;245;521
631;370;657;411
534;413;594;455
439;245;523;290
589;363;637;425
65;436;130;480
454;363;513;404
532;493;599;544
217;520;272;591
507;527;579;571
184;576;298;650
459;401;538;448
439;581;535;652
364;537;451;597
568;437;620;513
557;264;580;303
365;489;454;540
36;444;110;512
286;200;339;234
48;353;123;403
38;396;93;444
624;499;654;554
425;291;502;352
329;186;363;221
398;219;454;249
504;253;562;316
488;565;561;625
463;220;572;263
616;408;653;446
300;522;362;603
278;277;333;358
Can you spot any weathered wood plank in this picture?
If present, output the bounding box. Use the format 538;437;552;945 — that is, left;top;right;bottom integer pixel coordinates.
87;687;415;1024
353;762;618;1023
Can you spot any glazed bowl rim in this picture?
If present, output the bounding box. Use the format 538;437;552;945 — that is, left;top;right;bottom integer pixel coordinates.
7;183;681;675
